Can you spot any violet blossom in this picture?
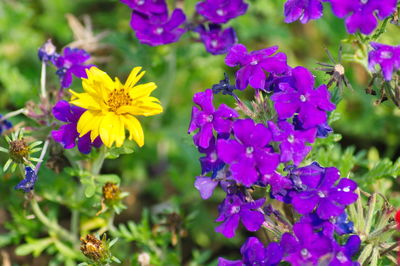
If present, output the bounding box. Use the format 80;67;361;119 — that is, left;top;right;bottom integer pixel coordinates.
368;42;400;81
328;0;397;35
120;0;167;15
225;44;288;90
196;0;248;24
188;89;238;149
51;101;102;154
290;162;358;219
130;9;186;46
15;167;37;192
218;237;283;266
54;47;92;89
195;24;237;55
280;222;333;265
284;0;324;24
271;66;335;129
217;119;280;187
215;193;265;238
268;120;317;165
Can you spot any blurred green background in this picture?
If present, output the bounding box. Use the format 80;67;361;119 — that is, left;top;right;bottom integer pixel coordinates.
0;0;399;264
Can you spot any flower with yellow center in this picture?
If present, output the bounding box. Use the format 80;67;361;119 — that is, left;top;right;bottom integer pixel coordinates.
69;66;162;148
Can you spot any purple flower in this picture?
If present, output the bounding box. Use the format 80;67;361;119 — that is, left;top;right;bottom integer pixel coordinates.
218;237;283;265
196;0;248;24
0;114;12;135
293;115;333;138
260;172;293;201
120;0;167;15
290;163;358;219
368;42;400;81
217;119;280;187
15;167;37;192
271;66;335;128
215;193;265;238
198;137;225;175
281;223;333;265
195;24;237;55
329;0;397;35
284;0;324;24
330;235;360;266
38;39;58;63
194;176;219;199
268;120;317;165
299;213;335;237
225;44;288;90
51;101;102;154
54;47;92;89
189;89;238;149
334;212;354;235
130;9;186;46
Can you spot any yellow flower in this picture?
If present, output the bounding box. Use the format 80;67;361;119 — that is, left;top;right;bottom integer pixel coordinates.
69;66;162;148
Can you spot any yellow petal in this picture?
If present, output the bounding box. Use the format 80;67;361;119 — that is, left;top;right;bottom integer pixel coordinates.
129;82;157;99
99;112;119;147
76;110;102;138
122;115;144;147
125;67;145;89
69;91;102;110
113;115;126;147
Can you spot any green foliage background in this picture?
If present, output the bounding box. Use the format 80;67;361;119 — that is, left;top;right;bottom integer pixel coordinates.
0;0;399;265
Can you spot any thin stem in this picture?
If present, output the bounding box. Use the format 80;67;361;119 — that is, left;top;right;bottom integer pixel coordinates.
35;139;50;174
92;146;107;175
40;61;47;99
30;198;77;243
0;108;26;122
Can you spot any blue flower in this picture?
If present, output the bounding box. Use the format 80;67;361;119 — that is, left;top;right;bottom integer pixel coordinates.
0;114;13;135
15;167;37;192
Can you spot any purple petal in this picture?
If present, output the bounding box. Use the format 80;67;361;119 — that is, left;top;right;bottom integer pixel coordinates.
240;209;265;231
215;213;240;238
194;176;218;199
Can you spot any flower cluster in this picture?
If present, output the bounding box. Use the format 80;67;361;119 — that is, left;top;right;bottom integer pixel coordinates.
189;44;360;264
284;0;397;35
368;42;400;81
38;40;93;89
120;0;247;55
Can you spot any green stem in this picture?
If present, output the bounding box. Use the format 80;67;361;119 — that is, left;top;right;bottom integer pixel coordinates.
0;108;26;122
31;199;77;244
92;146;107;175
40;61;47;99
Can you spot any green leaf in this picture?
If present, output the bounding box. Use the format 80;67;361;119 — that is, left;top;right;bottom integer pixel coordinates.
54;240;80;259
15;237;53;257
96;174;120;184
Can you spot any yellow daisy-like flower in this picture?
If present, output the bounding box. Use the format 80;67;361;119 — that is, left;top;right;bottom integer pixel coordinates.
69;66;162;148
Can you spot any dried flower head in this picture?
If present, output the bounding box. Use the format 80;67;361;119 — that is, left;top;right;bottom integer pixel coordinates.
80;234;106;261
316;46;351;91
102;182;121;201
0;129;42;172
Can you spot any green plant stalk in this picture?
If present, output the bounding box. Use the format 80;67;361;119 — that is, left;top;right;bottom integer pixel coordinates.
92;146;107;175
358;243;373;265
31;199;77;244
364;193;376;236
40;61;46;98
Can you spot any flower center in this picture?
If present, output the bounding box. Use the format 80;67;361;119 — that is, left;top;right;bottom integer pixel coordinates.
210;40;218;48
336;252;348;263
301;248;311;259
287;134;295;143
206;114;214;122
107;88;133;112
216;9;225;16
381;51;393;59
246;146;254;155
334;64;345;75
342;186;350;192
231;205;240;214
250;59;258;65
9;139;30;163
155;27;164;35
136;0;145;5
318;191;326;198
210;151;218;162
360;0;368;4
300;95;307;102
